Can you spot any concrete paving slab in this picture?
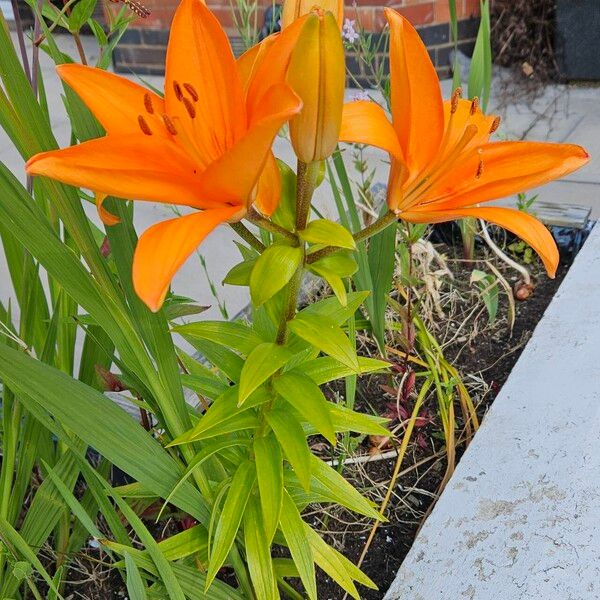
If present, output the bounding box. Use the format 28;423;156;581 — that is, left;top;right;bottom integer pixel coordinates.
385;223;600;600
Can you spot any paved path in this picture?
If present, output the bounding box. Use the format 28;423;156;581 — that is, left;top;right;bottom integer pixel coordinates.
385;223;600;600
1;33;599;327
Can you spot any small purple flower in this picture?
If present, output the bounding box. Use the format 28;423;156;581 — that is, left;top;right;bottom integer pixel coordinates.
351;89;370;102
342;18;359;44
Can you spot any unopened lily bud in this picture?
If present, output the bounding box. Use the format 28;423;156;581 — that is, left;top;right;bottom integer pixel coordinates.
281;0;343;29
287;10;345;163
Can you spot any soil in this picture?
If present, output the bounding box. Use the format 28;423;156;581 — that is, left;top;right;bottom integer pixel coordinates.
36;227;586;600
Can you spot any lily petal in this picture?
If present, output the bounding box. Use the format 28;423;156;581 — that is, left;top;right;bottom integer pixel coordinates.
339;100;404;161
95;193;120;226
165;0;246;161
195;83;301;205
254;152;281;216
425;141;590;210
246;15;308;117
26;135;220;209
385;8;444;177
402;206;559;277
57;64;165;136
133;206;241;312
237;36;276;95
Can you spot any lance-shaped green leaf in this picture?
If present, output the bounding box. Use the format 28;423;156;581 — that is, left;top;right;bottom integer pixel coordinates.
266;408;311;490
173;320;264;357
309;454;383;520
302;356;390;385
280;491;317;600
243;495;278;600
308;261;348;306
273;371;336;443
206;461;256;591
304;525;377;598
125;552;148;600
254;434;283;543
310;251;358;277
299;219;355;249
300;291;369;325
170;387;270;446
223;258;256;286
238;343;292;405
287;313;360;372
328;404;390;436
250;244;303;306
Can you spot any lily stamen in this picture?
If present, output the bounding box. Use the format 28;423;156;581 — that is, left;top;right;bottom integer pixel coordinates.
489;116;501;134
162;114;178;136
172;81;183;102
143;93;154;114
137;115;152;136
182;97;196;119
470;97;479;115
450;87;462;114
183;83;199;102
476;149;484;179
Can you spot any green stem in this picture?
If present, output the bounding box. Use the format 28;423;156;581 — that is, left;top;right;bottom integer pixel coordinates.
295;161;320;231
246;208;297;242
276;261;304;345
307;210;398;264
229;221;266;252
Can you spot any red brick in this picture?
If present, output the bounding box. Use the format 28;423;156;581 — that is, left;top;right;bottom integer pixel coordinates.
461;0;480;18
394;2;435;25
435;1;451;23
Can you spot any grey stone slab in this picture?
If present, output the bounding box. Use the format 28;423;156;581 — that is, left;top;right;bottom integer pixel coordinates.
385;224;600;600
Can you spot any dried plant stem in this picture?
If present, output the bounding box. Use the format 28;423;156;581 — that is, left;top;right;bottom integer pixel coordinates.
479;218;531;285
9;0;31;81
348;380;432;589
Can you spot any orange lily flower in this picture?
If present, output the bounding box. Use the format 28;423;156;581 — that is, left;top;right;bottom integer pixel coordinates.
339;8;589;276
26;0;302;311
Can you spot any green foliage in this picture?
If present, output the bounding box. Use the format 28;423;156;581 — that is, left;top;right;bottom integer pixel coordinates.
0;6;406;599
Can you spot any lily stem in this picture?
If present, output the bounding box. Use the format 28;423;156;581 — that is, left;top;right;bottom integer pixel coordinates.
295;160;320;231
246;207;297;242
307;210;398;263
229;221;265;253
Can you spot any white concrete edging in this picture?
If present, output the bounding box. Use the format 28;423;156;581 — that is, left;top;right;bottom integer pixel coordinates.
385;223;600;600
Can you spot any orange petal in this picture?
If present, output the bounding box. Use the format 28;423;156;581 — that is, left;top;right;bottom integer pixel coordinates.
339;100;403;161
195;83;301;205
439;98;496;160
246;15;308;118
402;206;559;277
165;0;246;162
281;0;344;28
254;152;281;216
287;12;345;162
26;135;220;209
133;206;241;312
425;141;590;210
56;64;165;136
95;193;120;226
237;36;276;96
385;8;444;177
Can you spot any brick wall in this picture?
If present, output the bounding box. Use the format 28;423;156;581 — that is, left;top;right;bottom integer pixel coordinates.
109;0;480;80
